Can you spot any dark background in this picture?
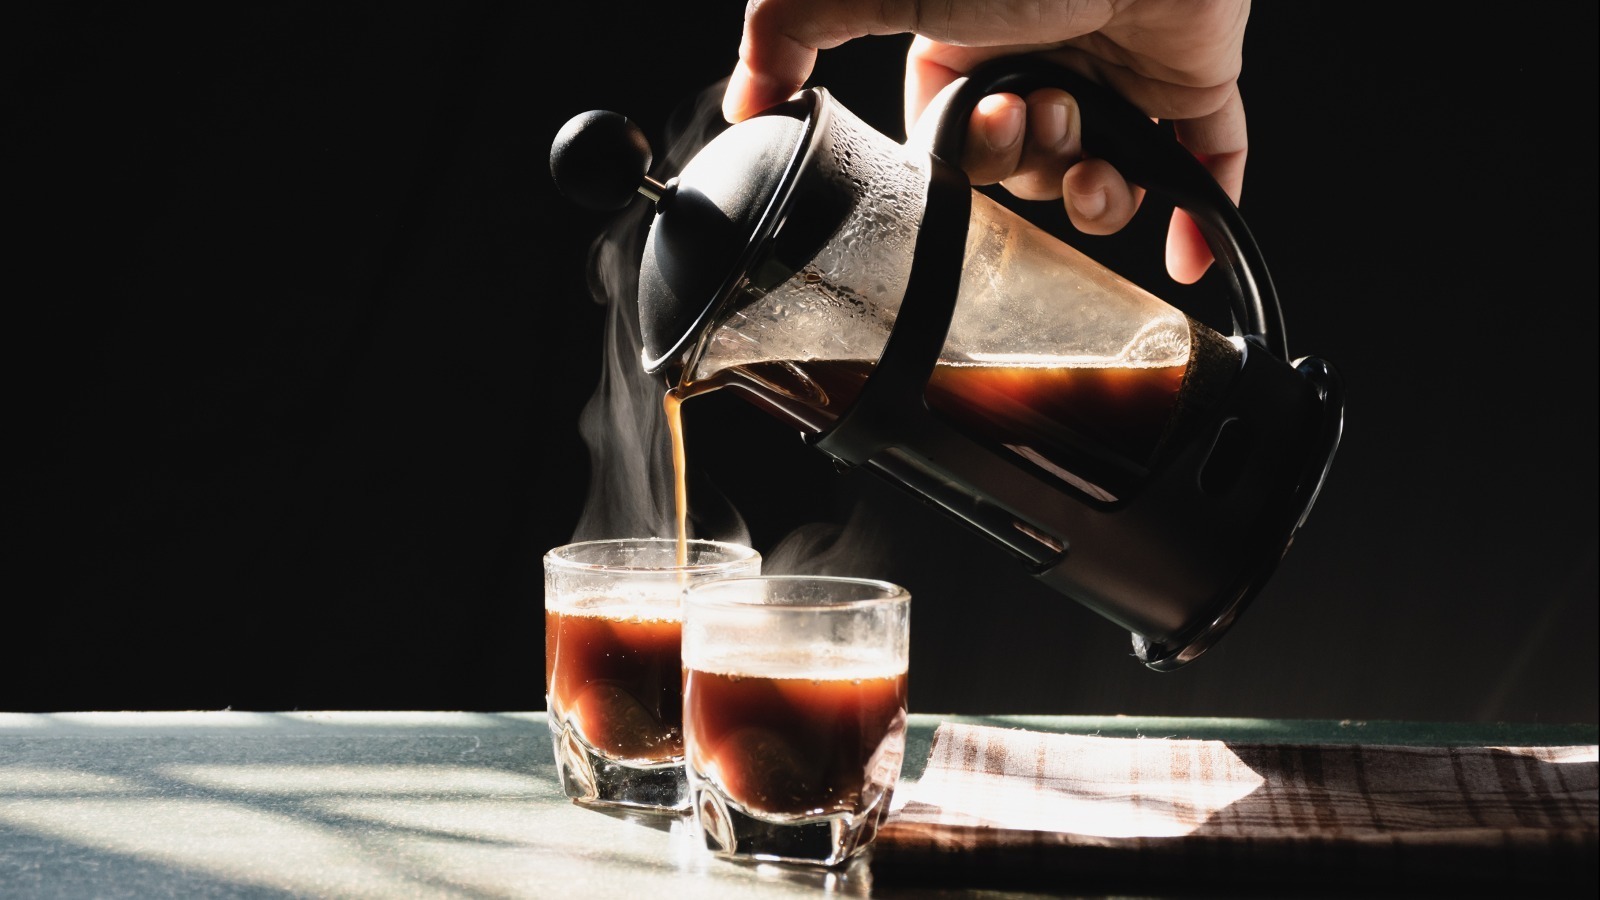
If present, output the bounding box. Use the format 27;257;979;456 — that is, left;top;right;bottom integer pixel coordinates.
11;3;1596;722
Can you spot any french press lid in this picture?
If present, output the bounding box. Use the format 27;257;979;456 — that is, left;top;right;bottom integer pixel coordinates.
549;93;854;374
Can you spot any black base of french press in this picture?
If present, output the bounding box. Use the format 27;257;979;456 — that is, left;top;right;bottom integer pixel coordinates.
1131;355;1345;672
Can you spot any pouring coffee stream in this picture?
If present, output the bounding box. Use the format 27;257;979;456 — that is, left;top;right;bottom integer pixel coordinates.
550;57;1345;670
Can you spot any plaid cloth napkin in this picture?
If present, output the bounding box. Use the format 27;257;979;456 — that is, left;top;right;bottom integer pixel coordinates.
872;722;1598;891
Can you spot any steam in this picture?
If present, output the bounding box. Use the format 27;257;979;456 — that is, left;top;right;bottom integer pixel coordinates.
569;207;679;543
567;79;894;583
570;81;749;547
761;504;893;577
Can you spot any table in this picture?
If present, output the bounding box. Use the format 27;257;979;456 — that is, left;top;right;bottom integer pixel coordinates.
2;712;1593;898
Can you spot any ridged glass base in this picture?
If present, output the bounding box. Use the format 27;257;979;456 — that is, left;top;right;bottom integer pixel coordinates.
549;712;687;813
690;774;893;867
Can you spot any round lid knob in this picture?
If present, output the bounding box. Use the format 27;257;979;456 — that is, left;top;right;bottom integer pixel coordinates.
549;110;657;210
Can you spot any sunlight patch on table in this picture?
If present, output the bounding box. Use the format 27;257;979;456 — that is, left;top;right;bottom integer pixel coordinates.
0;798;447;898
310;799;728;893
162;763;547;796
0;766;141;795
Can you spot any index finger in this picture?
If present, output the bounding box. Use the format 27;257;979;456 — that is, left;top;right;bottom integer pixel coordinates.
723;0;920;122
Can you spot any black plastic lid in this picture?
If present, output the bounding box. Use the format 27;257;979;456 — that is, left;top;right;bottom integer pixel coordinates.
636;90;852;374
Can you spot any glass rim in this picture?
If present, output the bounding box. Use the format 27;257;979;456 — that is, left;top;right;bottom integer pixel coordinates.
682;574;909;612
543;537;760;574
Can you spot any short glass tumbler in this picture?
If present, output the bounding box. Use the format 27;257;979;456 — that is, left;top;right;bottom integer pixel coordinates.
682;575;911;866
544;537;761;813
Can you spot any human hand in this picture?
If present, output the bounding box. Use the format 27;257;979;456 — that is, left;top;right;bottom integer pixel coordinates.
722;0;1250;285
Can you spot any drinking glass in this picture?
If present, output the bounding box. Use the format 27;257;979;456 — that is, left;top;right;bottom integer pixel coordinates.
682;575;911;865
544;537;761;813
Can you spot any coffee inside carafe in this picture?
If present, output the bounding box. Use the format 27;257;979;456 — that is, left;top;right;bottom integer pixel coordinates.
670;159;1243;502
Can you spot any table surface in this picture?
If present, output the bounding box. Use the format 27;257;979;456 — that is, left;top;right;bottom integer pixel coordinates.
2;711;1594;899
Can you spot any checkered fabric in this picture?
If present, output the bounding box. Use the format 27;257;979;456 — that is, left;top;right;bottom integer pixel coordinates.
872;722;1598;891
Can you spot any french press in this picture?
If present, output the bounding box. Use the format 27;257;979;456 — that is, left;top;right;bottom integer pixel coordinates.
550;57;1344;670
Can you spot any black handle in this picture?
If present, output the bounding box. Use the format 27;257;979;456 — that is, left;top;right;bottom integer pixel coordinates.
931;57;1287;360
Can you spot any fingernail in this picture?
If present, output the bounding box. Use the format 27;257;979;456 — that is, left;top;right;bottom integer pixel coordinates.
1035;96;1072;151
983;99;1024;153
1074;188;1107;220
723;63;790;123
721;64;754;122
